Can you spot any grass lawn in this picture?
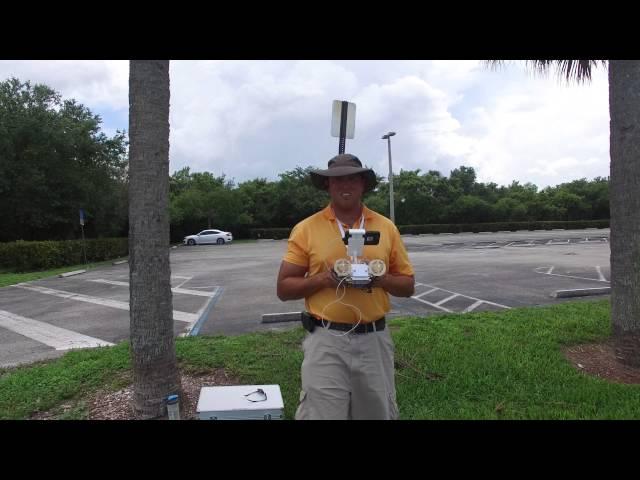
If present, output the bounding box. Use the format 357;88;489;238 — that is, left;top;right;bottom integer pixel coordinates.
1;299;638;420
0;258;129;288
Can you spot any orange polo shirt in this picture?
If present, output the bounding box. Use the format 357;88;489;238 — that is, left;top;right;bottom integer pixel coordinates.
283;204;414;324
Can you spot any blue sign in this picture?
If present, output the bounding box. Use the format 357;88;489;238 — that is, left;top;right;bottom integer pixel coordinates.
79;209;85;226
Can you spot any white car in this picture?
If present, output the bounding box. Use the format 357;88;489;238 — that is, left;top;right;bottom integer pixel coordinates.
183;229;233;246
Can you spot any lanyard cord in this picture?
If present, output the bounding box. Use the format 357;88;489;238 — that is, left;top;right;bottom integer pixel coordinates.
334;210;365;259
336;214;365;239
321;209;366;335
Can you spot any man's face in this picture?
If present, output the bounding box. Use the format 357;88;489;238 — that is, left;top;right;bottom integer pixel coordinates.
327;173;366;210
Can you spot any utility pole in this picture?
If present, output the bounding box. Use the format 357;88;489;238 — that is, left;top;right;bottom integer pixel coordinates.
381;132;396;223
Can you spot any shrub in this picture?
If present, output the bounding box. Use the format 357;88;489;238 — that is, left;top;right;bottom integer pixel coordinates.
249;228;292;240
0;238;128;272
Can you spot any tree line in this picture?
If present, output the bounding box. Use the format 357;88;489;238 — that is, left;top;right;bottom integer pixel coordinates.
1;77;610;244
0;78;128;242
168;165;609;241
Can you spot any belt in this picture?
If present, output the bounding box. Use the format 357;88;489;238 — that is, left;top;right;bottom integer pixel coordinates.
312;317;385;334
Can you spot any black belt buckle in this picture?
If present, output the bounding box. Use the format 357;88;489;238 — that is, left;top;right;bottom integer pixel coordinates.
322;317;385;334
360;317;385;333
301;311;316;333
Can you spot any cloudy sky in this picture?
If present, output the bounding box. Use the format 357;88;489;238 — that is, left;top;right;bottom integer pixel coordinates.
0;60;610;189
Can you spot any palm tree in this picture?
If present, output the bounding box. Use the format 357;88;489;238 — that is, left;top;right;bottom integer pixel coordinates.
487;60;640;367
128;60;183;418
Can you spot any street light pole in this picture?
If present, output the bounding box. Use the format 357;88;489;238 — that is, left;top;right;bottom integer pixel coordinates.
381;131;396;224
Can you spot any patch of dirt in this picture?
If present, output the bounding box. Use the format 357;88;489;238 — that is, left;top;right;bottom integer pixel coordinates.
30;400;82;420
32;368;240;420
563;341;640;384
90;368;240;420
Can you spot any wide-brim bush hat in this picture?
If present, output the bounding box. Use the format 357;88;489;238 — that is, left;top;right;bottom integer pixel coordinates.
310;154;378;193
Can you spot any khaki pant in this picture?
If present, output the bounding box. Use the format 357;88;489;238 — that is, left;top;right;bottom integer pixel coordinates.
295;324;399;420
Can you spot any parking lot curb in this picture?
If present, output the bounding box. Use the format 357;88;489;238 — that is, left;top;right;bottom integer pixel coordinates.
58;269;86;278
187;287;225;336
261;312;302;323
553;287;611;298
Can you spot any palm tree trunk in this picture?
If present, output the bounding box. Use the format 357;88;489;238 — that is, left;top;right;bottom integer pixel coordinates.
129;60;182;418
609;60;640;367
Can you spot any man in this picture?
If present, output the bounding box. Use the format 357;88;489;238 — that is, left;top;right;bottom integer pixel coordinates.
276;153;415;420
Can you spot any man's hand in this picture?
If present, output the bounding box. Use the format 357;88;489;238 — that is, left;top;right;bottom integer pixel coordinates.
277;261;341;301
316;269;341;289
370;273;415;297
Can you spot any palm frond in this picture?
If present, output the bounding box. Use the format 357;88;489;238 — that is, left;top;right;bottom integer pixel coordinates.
484;60;607;84
528;60;607;83
483;60;507;71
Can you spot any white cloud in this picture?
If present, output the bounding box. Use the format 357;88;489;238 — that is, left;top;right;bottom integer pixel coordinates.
458;67;609;187
0;60;611;188
0;60;128;110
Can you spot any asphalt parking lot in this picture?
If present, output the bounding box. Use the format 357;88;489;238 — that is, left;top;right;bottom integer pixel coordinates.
0;229;611;368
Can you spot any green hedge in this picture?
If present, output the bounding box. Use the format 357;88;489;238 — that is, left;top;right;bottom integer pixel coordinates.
0;238;129;272
249;228;292;240
251;220;609;239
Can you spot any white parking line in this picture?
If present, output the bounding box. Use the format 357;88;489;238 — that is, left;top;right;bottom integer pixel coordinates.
413;283;510;310
89;279;217;298
595;266;607;282
412;287;438;299
435;293;459;306
509;241;535;247
547;239;570;245
175;276;192;288
578;237;607;243
0;310;114;350
472;241;499;249
463;300;484;313
533;267;609;283
411;296;453;313
12;284;198;323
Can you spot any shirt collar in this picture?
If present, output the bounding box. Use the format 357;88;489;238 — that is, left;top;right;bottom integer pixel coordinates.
322;203;374;223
